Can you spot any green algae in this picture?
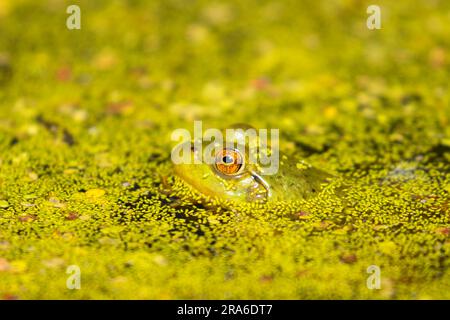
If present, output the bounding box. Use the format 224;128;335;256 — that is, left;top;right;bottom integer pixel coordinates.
0;0;450;299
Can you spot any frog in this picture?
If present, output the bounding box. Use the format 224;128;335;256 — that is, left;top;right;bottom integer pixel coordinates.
173;124;334;204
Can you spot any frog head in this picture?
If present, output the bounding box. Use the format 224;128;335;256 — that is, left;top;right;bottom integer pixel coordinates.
173;124;333;204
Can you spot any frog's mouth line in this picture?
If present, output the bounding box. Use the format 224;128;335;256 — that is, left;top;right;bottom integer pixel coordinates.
246;170;271;202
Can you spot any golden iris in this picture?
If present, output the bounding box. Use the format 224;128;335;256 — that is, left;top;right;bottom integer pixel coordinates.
214;148;244;175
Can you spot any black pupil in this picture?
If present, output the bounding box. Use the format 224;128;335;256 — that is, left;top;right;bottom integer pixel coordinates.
223;155;234;164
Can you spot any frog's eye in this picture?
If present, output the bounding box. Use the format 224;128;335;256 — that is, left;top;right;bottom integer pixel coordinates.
214;148;244;176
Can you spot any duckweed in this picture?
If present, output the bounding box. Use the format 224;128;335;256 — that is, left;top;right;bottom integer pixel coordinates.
0;0;449;299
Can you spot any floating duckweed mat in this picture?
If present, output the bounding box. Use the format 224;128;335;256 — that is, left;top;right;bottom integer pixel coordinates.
0;0;450;299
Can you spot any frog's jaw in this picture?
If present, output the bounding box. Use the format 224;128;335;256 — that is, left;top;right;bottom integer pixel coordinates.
174;163;267;203
174;159;333;203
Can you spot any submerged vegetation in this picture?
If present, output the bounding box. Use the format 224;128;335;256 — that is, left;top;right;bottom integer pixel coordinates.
0;0;449;299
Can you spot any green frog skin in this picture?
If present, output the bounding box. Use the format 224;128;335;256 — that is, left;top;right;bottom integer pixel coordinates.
174;124;333;204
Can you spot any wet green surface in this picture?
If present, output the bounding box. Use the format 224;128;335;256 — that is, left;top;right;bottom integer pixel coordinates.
0;0;449;299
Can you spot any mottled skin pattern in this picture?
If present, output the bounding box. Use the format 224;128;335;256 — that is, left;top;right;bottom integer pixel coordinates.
260;160;333;202
174;125;333;203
